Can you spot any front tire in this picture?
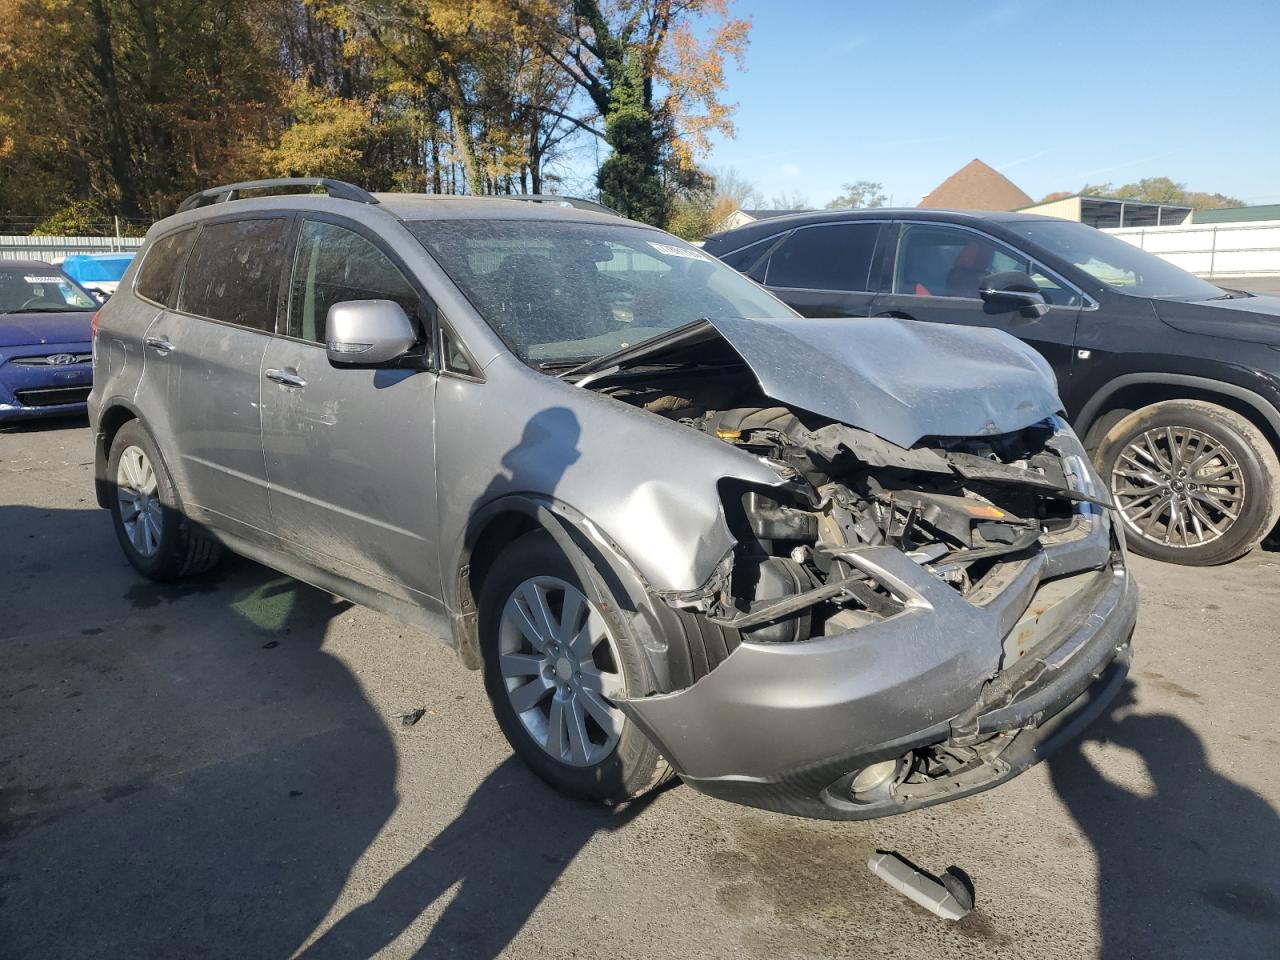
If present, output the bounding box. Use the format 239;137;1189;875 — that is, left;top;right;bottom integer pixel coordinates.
479;532;669;803
1094;400;1280;565
107;420;223;580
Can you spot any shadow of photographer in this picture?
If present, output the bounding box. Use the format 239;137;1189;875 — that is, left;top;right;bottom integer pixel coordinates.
1049;682;1280;958
300;757;657;959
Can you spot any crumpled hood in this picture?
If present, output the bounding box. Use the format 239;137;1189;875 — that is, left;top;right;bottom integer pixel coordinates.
1156;293;1280;347
708;316;1062;447
0;310;94;349
575;316;1062;448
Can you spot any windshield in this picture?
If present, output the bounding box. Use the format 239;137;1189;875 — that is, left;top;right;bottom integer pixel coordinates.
1011;219;1226;301
62;255;133;283
407;219;793;364
0;268;97;313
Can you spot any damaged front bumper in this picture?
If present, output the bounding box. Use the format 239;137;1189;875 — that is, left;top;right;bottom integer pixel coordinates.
617;506;1136;820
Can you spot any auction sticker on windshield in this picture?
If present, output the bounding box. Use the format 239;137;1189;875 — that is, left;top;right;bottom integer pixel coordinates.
648;241;711;261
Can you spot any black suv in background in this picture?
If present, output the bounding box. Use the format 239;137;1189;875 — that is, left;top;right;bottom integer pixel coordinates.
706;210;1280;566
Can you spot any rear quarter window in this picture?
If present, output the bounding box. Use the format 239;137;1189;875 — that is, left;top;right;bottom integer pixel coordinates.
764;222;880;291
178;218;289;331
135;227;196;307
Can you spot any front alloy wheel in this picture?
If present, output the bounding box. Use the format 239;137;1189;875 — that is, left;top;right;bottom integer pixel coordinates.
479;532;670;802
498;575;627;767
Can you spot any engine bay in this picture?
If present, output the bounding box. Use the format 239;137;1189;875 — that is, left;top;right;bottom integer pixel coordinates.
590;363;1091;643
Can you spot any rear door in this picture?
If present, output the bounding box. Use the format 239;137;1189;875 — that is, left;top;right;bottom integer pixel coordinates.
753;221;884;317
871;221;1083;386
151;215;290;539
260;216;441;604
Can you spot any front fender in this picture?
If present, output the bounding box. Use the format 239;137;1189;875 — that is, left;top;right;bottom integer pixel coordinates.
1075;371;1280;438
450;493;697;691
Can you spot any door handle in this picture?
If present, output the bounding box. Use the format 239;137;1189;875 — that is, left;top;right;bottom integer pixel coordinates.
264;368;307;388
144;335;173;355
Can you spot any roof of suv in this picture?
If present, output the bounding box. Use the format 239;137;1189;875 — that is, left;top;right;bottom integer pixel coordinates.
168;183;634;229
705;207;1061;248
372;193;634;225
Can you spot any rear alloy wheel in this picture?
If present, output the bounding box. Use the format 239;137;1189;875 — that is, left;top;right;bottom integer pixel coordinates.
479;532;670;803
116;445;163;558
1095;400;1280;565
107;420;223;580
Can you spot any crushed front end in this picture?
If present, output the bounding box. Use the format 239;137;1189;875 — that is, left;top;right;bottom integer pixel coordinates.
607;390;1135;819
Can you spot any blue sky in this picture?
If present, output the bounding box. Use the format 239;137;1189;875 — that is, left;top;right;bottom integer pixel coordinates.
700;0;1280;207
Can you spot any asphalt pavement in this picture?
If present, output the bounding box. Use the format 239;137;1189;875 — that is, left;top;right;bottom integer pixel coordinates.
2;420;1278;960
1234;275;1280;295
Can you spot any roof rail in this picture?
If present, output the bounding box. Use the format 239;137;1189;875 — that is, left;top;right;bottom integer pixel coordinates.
499;194;622;218
177;178;378;213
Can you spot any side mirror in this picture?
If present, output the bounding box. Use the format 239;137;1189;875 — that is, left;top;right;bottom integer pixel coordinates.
979;271;1049;317
325;299;417;366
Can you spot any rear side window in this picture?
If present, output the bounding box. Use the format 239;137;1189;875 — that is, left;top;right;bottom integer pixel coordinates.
764;223;880;291
179;218;289;331
288;220;421;343
135;227;195;306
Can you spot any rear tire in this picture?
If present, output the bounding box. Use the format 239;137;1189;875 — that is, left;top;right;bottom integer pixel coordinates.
1093;400;1280;565
107;420;223;580
479;531;670;803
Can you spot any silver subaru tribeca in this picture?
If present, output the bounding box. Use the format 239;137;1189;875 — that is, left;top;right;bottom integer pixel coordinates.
89;178;1137;820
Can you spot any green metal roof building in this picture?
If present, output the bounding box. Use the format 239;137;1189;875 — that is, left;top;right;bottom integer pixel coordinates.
1194;204;1280;224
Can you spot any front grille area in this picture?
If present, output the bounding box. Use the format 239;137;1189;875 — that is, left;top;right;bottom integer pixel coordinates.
10;353;92;366
14;386;91;407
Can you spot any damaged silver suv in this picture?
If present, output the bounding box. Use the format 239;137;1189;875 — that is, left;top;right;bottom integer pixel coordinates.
89;178;1137;820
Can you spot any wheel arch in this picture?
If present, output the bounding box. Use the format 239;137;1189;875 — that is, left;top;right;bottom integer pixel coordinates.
451;495;665;679
93;399;145;508
1076;374;1280;455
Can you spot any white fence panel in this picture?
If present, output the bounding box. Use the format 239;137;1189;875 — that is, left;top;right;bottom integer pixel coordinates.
0;234;146;263
1105;221;1280;278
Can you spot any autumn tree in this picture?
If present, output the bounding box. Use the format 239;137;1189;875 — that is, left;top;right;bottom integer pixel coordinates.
261;79;375;182
0;0;755;229
0;0;287;225
767;189;811;210
824;180;887;209
665;165;760;239
516;0;749;225
1072;178;1245;211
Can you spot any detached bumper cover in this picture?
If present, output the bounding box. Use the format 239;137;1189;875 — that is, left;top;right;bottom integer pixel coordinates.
618;506;1137;820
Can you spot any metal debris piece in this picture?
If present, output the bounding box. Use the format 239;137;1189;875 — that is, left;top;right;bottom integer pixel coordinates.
397;707;427;727
867;851;974;921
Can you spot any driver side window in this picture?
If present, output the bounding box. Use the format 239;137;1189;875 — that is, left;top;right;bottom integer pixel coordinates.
288;220;421;344
893;224;1025;299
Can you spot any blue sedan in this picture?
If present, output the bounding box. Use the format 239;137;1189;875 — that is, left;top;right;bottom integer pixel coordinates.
0;261;98;423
